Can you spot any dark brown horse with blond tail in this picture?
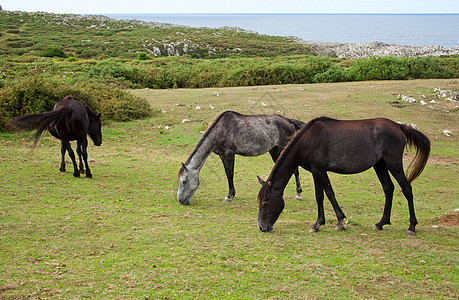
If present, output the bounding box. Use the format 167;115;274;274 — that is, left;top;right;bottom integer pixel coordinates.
10;96;102;178
257;117;430;236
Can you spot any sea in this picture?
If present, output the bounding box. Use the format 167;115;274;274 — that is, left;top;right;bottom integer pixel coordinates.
105;14;459;48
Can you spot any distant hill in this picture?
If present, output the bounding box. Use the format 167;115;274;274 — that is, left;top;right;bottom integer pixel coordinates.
0;11;313;59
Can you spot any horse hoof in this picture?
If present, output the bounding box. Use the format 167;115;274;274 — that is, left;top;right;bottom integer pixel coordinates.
86;174;93;179
224;197;233;202
59;168;65;173
73;172;80;177
309;227;319;233
373;225;382;231
334;225;345;231
407;230;416;236
294;195;302;201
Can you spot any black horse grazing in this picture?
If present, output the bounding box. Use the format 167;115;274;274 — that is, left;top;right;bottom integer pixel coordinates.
10;96;102;178
178;111;305;205
257;117;430;236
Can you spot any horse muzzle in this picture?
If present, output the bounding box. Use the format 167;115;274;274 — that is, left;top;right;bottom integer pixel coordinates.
177;194;191;205
257;222;273;233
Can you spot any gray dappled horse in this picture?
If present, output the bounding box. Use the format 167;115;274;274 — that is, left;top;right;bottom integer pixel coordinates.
177;111;304;205
10;96;102;178
257;117;430;236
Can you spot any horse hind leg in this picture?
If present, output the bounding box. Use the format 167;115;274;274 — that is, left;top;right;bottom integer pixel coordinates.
389;167;417;236
59;144;66;172
62;140;79;177
293;167;303;201
373;160;395;231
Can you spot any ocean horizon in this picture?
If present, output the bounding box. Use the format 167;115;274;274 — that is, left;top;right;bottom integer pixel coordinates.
106;13;459;48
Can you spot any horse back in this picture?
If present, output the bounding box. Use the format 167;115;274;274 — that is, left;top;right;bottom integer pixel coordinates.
53;96;89;140
214;111;296;156
298;117;406;174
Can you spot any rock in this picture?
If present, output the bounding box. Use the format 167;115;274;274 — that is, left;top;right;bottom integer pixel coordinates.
296;39;459;59
442;130;452;136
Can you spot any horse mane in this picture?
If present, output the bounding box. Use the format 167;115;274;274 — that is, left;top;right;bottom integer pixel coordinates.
178;111;239;177
268;116;335;180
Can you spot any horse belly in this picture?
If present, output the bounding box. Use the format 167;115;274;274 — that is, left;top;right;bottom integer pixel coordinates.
235;135;277;156
327;141;381;174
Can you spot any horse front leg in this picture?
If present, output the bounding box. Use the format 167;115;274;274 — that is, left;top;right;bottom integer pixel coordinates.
219;154;235;202
310;173;326;232
80;138;92;178
322;173;346;231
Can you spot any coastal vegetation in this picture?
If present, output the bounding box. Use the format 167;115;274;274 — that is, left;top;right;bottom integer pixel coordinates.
0;10;457;299
0;11;458;129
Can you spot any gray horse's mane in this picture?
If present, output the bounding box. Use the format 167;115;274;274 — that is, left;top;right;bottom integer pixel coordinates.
178;111;239;176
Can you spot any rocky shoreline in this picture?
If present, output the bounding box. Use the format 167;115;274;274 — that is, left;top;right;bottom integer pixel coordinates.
9;11;459;59
122;17;459;59
296;40;459;59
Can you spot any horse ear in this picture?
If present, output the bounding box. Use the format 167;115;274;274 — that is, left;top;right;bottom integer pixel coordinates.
257;176;265;185
268;181;272;188
97;113;101;118
181;163;188;172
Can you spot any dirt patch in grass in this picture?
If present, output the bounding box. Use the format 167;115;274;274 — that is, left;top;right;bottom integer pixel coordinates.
437;212;459;227
428;154;459;165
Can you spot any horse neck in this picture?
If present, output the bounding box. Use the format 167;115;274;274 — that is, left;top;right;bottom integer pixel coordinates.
269;147;300;193
185;131;217;173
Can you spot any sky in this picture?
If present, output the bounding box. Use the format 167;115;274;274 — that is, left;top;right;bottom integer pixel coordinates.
1;0;458;14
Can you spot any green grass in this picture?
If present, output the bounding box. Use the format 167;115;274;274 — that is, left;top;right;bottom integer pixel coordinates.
0;79;458;298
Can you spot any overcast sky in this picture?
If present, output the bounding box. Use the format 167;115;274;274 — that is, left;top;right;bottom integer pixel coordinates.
1;0;458;14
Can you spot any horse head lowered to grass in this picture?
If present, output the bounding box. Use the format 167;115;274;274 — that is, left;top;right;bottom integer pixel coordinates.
177;111;305;205
257;117;430;236
10;96;102;178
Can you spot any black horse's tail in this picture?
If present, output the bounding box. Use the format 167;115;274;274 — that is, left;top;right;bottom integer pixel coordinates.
288;118;305;131
9;108;71;144
399;124;431;183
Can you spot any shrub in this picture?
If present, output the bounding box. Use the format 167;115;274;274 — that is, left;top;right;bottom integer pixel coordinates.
407;57;454;79
346;57;409;81
313;65;348;83
0;76;152;131
38;46;68;58
137;52;150;60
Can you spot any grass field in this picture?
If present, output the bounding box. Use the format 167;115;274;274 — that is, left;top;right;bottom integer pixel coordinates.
0;79;458;298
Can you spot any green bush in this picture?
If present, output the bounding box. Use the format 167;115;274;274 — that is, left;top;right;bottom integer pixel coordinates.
346;57;409;81
313;65;348;83
137;52;150;60
38;46;68;58
407;57;454;79
0;76;152;131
